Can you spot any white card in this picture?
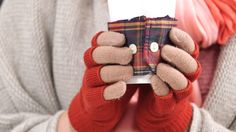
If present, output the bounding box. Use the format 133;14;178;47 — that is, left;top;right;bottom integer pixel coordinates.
108;0;176;21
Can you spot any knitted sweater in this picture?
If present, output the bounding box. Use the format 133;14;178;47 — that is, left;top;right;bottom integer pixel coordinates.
0;0;235;131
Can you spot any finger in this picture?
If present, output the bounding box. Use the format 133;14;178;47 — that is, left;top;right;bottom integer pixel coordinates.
156;63;188;90
103;81;127;100
153;91;176;115
100;65;133;83
84;66;105;87
161;45;198;74
173;80;193;102
150;75;169;96
93;31;126;47
84;47;98;68
169;27;195;54
83;46;133;68
192;42;200;59
186;61;202;82
85;65;133;87
92;46;133;65
104;82;138;102
82;81;126;109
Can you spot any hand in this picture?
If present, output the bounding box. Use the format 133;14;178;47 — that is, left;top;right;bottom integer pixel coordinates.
68;31;137;131
136;28;201;132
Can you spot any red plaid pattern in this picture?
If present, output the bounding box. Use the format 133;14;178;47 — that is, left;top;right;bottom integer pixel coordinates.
108;16;177;76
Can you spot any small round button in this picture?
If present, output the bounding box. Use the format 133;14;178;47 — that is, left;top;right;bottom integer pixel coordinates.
150;42;159;52
129;44;137;54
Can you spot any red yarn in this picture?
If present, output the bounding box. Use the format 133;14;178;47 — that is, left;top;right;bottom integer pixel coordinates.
205;0;236;44
68;32;137;131
136;81;193;132
91;31;104;46
186;61;202;82
191;42;199;59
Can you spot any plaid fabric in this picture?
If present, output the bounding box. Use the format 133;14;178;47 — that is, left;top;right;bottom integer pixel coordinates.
108;16;177;76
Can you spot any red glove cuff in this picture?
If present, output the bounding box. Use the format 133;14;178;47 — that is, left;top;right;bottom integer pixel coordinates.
91;31;104;47
191;42;199;59
137;81;193;132
186;60;202;82
83;31;104;68
68;93;90;131
174;81;193;101
83;47;98;68
84;65;105;87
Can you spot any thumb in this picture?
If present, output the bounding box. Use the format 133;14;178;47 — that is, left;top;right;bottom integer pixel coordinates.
103;81;127;100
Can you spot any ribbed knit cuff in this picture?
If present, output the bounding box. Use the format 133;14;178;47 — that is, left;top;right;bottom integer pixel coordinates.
68;85;124;131
192;42;199;59
153;91;175;114
84;31;104;68
83;47;98;68
137;103;192;132
68;86;107;131
68;93;91;131
186;61;202;82
159;104;192;132
155;82;193;132
84;85;108;108
91;31;104;47
84;65;105;87
136;81;193;132
174;80;193;101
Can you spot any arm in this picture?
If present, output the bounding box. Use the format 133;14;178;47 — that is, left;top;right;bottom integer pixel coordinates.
57;111;75;132
0;0;65;131
0;111;64;131
190;104;233;132
190;35;236;132
135;28;236;132
1;0;135;131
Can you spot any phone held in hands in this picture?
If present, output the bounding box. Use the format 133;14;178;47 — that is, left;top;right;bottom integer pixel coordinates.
108;0;177;84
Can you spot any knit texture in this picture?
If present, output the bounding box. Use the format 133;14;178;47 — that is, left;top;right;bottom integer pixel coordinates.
135;44;201;131
198;45;220;101
0;0;235;132
136;82;193;132
203;35;236;128
68;35;137;131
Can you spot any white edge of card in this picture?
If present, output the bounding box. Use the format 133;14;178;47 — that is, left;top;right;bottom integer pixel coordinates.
108;0;176;21
126;74;152;84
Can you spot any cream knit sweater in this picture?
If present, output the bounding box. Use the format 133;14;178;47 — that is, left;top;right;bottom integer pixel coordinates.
0;0;235;132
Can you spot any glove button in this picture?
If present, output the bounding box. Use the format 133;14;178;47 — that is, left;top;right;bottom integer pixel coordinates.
150;42;159;52
129;44;137;54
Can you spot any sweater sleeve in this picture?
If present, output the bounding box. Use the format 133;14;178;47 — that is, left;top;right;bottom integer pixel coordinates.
190;104;234;132
0;0;65;132
190;35;236;132
0;111;64;132
0;79;63;132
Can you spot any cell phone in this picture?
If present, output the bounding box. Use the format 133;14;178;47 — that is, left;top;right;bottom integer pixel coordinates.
108;0;176;84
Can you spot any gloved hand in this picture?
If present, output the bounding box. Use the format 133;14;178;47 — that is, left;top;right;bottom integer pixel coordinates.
68;31;137;131
136;28;201;132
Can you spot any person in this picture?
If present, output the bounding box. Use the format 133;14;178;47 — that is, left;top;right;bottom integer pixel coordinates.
0;0;235;132
0;0;2;7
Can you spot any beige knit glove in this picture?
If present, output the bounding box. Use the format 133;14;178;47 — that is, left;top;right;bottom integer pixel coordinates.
68;31;138;131
136;28;201;132
151;27;199;95
91;31;135;100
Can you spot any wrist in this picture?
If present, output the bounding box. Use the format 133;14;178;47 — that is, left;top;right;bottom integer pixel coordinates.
136;83;193;132
57;111;76;132
137;103;192;132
